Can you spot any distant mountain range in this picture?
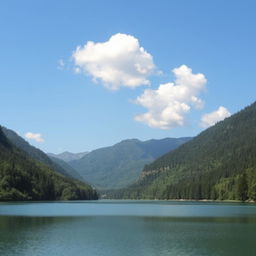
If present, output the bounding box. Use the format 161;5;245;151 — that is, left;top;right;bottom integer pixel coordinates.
48;151;88;162
114;101;256;202
0;126;98;201
67;137;192;190
3;101;255;202
0;125;192;198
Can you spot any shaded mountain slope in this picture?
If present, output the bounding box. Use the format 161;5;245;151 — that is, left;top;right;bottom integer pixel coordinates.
49;156;84;181
0;126;98;201
2;127;82;180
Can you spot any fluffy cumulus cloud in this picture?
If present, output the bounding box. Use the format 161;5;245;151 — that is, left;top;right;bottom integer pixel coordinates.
134;65;207;129
72;33;156;90
200;106;231;128
24;132;44;143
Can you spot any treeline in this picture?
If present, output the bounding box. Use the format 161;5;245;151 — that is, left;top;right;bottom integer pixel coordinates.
111;168;256;201
0;127;98;201
110;102;256;202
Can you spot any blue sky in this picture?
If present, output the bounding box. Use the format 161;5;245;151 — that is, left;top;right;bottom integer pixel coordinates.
1;0;256;153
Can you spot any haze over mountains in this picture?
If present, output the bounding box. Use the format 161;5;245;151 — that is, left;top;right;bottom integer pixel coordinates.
48;151;88;162
114;101;256;202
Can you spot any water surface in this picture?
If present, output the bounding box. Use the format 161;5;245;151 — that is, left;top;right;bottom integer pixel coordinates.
0;200;255;256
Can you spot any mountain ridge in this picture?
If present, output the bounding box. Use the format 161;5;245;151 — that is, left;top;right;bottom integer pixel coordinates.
48;151;89;162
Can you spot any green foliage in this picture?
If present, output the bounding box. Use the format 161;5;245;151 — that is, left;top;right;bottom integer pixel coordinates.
69;138;191;190
0;127;98;201
112;102;256;202
246;168;256;200
2;127;82;180
237;172;248;201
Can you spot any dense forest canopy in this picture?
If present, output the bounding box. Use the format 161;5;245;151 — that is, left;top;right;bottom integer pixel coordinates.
0;126;98;201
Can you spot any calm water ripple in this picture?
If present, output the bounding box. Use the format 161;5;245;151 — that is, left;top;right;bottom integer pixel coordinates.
0;200;255;256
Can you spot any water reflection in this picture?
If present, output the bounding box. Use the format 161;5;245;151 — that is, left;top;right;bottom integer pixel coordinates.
0;201;256;256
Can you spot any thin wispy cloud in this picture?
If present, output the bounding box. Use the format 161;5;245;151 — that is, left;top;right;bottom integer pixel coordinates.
57;59;65;70
72;33;156;90
134;65;207;129
24;132;45;143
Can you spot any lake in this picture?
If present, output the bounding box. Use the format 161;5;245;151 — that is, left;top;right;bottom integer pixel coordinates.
0;200;256;256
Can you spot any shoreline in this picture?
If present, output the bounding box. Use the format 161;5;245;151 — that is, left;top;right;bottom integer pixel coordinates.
0;198;255;204
99;198;256;204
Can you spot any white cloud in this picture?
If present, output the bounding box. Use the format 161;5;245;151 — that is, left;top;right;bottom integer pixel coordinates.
72;33;156;90
200;106;231;128
25;132;44;143
134;65;207;129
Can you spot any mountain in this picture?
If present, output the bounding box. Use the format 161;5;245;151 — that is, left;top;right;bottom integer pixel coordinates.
2;127;82;181
116;102;256;201
0;126;98;201
48;151;88;162
69;137;192;190
48;156;84;181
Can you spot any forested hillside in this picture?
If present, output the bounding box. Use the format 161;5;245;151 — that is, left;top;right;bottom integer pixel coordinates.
69;137;191;190
0;126;98;201
2;127;82;180
115;102;256;201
